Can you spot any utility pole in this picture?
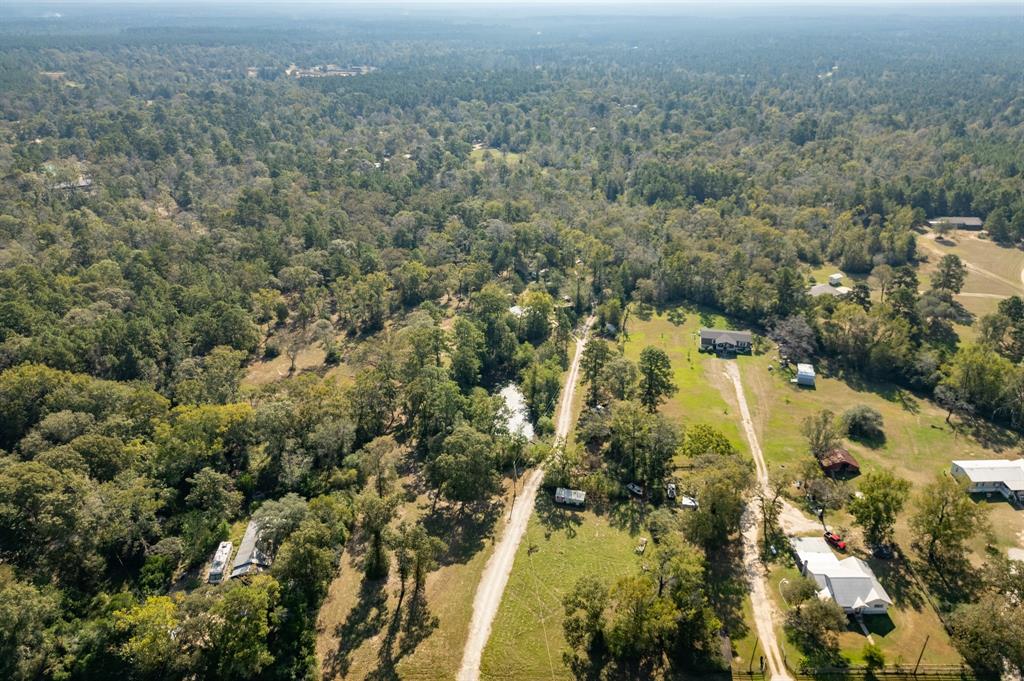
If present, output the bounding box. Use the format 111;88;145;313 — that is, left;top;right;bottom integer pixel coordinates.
509;458;519;518
914;634;929;675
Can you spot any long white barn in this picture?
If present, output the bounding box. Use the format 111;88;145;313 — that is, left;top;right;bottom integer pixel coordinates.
950;459;1024;504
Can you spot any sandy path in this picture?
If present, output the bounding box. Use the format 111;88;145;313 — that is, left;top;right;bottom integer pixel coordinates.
724;361;796;681
457;317;594;681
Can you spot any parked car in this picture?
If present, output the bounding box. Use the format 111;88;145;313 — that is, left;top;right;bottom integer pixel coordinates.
666;483;677;499
824;531;847;551
626;482;644;497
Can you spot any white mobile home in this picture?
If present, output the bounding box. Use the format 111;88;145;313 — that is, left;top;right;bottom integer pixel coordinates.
207;541;233;584
555;487;586;506
950;459;1024;503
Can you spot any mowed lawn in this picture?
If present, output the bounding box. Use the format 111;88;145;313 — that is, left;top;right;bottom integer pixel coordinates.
480;500;642;680
917;232;1024;324
622;306;746;453
765;556;962;667
737;351;1023;553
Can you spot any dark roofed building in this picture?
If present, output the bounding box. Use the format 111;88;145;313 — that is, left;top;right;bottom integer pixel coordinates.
699;328;753;354
819;448;860;478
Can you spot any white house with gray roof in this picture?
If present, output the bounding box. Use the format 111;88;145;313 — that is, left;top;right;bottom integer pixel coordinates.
950;459;1024;504
699;328;752;354
791;536;892;615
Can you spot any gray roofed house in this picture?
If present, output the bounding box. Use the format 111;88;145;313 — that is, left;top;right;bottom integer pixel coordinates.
230;520;273;579
699;328;753;354
950;459;1024;504
792;536;892;615
808;283;852;298
928;217;983;230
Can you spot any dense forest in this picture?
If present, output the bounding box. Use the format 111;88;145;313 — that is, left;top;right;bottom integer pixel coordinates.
1;3;1023;679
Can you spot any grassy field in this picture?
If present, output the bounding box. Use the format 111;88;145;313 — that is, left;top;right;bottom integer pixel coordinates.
479;500;643;680
736;350;1023;554
622;305;746;454
316;479;514;681
916;231;1024;326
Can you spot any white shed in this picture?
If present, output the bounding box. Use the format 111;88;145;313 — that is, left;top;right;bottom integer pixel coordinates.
555;487;586;506
796;363;816;387
828;273;843;287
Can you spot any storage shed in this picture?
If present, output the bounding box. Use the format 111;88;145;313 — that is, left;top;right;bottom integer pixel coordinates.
820;448;860;478
828;273;843;286
555;487;586;506
796;363;816;387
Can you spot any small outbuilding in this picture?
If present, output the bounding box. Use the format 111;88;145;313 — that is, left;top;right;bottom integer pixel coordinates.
808;283;852;298
796;363;816;387
820;448;860;478
828;273;843;287
555;487;586;506
679;495;699;510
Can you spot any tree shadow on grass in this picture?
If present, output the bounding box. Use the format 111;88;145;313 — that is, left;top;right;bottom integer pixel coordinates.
869;551;924;611
420;499;501;567
605;498;647;536
322;577;389;680
959;418;1020;452
535;492;583;539
912;551;979;609
368;594;439;681
705;542;750;644
841;374;921;415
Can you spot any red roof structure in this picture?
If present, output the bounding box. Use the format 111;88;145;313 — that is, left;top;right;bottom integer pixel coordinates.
819;448;860;477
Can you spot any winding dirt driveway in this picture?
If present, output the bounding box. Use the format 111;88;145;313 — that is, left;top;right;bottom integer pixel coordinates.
724;361;800;681
457;317;594;681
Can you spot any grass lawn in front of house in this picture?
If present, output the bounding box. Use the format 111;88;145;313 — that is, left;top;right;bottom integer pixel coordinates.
480;498;644;680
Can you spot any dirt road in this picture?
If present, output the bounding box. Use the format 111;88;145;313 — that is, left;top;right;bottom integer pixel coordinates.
918;234;1024;293
724;361;796;681
457;317;593;681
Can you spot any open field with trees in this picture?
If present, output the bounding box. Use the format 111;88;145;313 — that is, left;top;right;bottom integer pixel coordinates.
1;3;1023;679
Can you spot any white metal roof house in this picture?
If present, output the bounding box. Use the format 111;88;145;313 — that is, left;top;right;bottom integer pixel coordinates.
555;487;586;506
230;520;273;579
808;283;852;298
950;459;1024;504
208;541;233;584
792;536;892;615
